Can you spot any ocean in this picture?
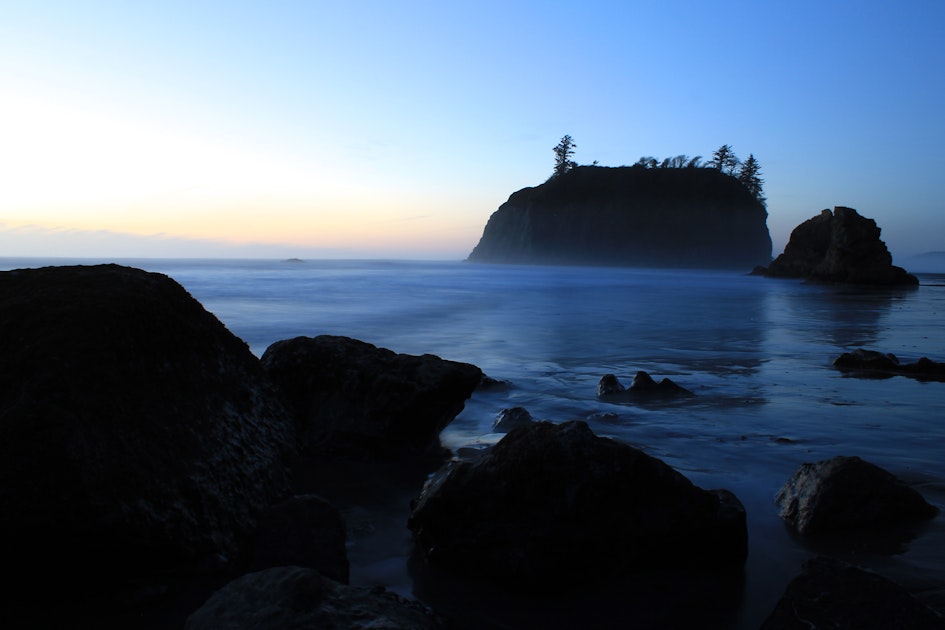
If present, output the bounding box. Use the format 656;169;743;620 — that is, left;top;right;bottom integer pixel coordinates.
3;257;944;627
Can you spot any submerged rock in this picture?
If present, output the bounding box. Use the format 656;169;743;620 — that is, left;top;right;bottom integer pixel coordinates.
761;206;918;286
776;455;938;536
408;421;747;590
261;335;483;458
492;406;534;433
597;371;693;399
185;566;448;629
761;557;945;629
0;265;296;611
834;348;945;382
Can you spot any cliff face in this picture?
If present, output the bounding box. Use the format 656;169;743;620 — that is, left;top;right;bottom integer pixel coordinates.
764;206;918;286
467;166;772;269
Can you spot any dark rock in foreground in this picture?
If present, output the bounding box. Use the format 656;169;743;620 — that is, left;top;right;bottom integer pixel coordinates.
761;557;945;629
467;165;772;269
597;371;693;398
408;421;747;590
761;206;918;285
834;348;945;382
491;406;534;432
185;566;448;630
261;335;483;458
243;494;349;584
0;265;295;602
776;455;938;536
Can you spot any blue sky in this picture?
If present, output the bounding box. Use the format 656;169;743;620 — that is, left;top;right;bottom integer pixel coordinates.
1;1;943;261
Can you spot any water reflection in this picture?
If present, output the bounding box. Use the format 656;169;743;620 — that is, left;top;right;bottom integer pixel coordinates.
764;280;915;350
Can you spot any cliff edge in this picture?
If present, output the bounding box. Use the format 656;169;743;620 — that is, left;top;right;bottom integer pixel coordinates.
467;165;772;269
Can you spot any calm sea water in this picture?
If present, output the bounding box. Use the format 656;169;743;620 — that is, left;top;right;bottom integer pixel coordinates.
4;257;944;627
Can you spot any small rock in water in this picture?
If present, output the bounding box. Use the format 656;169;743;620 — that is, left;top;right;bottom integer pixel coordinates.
492;406;534;433
597;373;626;396
776;455;939;536
597;371;693;398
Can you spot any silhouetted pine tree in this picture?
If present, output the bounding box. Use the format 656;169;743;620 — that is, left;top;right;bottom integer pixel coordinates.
737;154;765;204
552;135;577;178
709;144;740;174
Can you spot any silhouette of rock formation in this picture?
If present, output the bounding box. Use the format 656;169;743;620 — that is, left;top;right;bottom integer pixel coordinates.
761;206;918;285
468;166;772;269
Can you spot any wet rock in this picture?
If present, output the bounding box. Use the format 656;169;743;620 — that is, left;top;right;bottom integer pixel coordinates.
629;370;693;396
776;455;938;536
185;566;448;629
762;206;918;286
261;335;483;458
834;348;945;382
408;421;747;590
244;494;349;584
597;373;626;395
477;374;512;390
597;371;693;399
0;265;295;604
761;556;945;629
491;406;534;432
834;348;901;371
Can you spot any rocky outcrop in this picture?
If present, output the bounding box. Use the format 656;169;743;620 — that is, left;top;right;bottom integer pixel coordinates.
834;348;945;382
185;566;448;629
467;165;772;269
261;335;483;458
761;557;945;629
491;406;535;432
0;265;296;610
408;421;747;590
762;206;918;285
776;455;938;536
597;371;693;398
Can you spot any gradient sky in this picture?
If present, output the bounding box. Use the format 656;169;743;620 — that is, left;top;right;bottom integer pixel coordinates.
1;1;943;261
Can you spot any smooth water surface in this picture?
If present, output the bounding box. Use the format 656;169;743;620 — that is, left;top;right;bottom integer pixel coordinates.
4;257;944;627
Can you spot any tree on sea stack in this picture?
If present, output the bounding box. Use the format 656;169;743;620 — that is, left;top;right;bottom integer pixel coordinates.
552;134;577;178
709;144;739;174
737;154;765;204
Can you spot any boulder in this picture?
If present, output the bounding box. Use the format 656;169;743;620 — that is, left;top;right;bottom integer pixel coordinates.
761;557;945;629
776;455;938;536
260;335;483;458
408;421;747;590
762;206;918;285
834;348;945;382
243;494;349;584
185;566;448;629
491;406;534;432
0;265;296;599
597;371;693;399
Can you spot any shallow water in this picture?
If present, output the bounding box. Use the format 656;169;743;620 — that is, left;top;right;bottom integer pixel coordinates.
4;257;944;627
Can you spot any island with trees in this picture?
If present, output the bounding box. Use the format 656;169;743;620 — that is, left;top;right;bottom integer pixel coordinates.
467;137;772;270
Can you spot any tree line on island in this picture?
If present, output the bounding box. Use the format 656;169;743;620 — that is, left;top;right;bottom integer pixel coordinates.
552;134;765;204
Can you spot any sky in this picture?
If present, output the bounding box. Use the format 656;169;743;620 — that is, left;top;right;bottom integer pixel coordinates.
1;1;943;262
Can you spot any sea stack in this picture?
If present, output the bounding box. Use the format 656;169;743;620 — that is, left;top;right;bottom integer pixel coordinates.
761;206;918;286
467;165;772;269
